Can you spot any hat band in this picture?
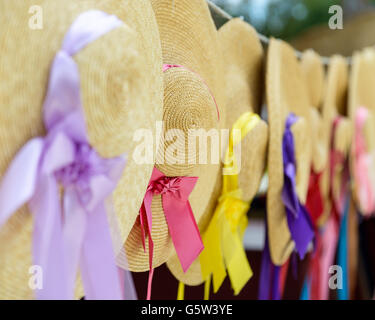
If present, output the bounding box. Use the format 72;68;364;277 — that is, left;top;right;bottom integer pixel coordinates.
0;10;129;300
163;64;220;121
139;167;203;300
197;112;259;300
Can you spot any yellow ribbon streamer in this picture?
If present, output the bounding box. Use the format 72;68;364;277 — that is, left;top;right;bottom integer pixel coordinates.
177;282;184;300
200;112;259;296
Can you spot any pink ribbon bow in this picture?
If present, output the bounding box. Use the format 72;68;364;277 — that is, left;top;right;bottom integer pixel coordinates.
353;107;375;215
140;167;203;300
0;11;127;299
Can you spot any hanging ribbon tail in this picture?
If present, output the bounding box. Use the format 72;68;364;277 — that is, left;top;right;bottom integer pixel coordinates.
306;172;324;227
139;189;154;300
0;138;44;227
162;177;203;272
258;234;281;300
222;219;252;295
285;203;315;259
62;187;87;297
337;196;350;300
30;132;76;300
30;176;69;299
122;267;138;300
80;202;123;300
282;113;315;259
177;282;185;300
200;208;226;293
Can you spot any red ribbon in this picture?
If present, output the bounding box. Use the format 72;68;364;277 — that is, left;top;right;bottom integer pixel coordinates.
139;167;203;300
306;171;324;228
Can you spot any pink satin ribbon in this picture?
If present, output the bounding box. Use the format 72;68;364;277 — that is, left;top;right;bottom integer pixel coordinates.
0;11;127;299
140;167;203;300
353;107;375;215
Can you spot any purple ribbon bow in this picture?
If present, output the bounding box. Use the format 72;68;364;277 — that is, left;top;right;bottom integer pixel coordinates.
281;113;314;258
259;113;314;300
0;11;127;300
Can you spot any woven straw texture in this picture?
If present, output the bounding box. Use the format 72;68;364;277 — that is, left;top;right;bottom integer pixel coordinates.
348;48;375;215
266;39;312;266
0;0;162;298
166;18;268;285
301;50;328;173
125;0;225;272
318;55;350;226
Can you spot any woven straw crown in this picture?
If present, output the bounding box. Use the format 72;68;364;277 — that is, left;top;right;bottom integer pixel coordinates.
166;17;268;285
124;0;225;272
318;55;350;226
0;0;163;298
266;39;312;266
348;48;375;214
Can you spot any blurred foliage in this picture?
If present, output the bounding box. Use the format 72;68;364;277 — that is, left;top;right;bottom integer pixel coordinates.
212;0;375;40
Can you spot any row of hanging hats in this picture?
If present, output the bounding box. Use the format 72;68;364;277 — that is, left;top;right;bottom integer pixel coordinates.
0;0;374;299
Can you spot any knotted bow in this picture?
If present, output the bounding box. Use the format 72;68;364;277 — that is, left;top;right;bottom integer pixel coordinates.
353;107;375;215
199;112;259;298
0;11;126;299
282;113;315;258
140;167;202;300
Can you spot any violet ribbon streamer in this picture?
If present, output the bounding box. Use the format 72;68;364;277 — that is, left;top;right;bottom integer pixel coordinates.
139;167;203;300
0;10;127;300
281;113;315;259
259;114;315;300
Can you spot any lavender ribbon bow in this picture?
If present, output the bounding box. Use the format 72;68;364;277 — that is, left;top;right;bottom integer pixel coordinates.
0;11;127;299
281;113;314;258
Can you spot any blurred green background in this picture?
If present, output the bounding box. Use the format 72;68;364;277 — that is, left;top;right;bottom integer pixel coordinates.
212;0;375;40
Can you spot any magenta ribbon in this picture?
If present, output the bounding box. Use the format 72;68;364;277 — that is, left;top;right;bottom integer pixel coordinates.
353;107;375;215
0;11;127;300
140;167;203;300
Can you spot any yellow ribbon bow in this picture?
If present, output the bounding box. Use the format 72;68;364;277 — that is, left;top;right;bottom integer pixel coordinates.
199;112;260;298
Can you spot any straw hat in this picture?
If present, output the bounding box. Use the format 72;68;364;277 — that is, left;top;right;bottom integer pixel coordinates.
301;50;327;173
124;0;225;272
348;48;375;215
166;18;268;285
0;0;163;299
318;55;350;226
266;39;312;266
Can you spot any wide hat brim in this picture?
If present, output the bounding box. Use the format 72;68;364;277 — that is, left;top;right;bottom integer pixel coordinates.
166;18;268;285
0;0;163;298
124;0;226;272
301;50;328;173
318;55;350;227
266;39;312;266
348;48;375;215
